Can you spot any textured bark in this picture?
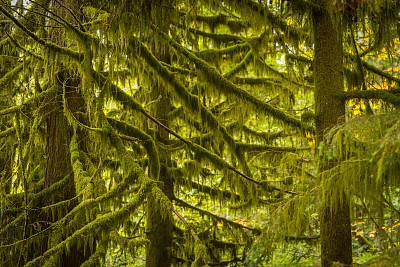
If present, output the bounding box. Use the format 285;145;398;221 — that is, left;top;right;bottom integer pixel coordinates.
44;72;90;267
313;1;352;266
145;44;174;267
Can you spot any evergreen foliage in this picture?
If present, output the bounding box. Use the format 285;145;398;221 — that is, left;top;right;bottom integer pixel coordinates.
1;0;400;266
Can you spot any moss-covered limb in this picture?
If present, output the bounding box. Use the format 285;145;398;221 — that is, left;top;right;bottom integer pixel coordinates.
161;62;194;75
29;175;71;206
39;163;152;240
285;54;313;65
228;122;287;143
6;32;44;61
175;198;261;234
224;50;253;79
343;53;400;84
255;57;314;90
173;173;240;201
107;117;160;180
194;43;250;60
0;5;82;62
24;181;154;267
237;143;311;153
0;58;31;89
186;141;257;185
186;27;244;43
336;89;400;106
362;60;400;84
0;213;24;236
109;231;149;256
0;82;55;116
94;71;144;113
69;134;95;196
179;11;248;32
222;0;308;43
232;76;285;87
26;0;95;45
80;236;109;267
174;174;275;205
0;126;15;138
130;37;252;176
156;30;314;133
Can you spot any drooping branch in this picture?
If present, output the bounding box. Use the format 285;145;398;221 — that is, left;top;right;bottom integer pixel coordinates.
237;143;311;153
174;198;262;234
336;89;400;106
186;27;244;43
0;58;32;89
126;37;252;176
0;86;56;116
0;4;82;61
155;27;314;133
107;118;160;180
179;11;248;32
221;0;308;43
0;127;16;138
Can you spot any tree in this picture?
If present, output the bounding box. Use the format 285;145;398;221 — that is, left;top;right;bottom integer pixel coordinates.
1;0;400;266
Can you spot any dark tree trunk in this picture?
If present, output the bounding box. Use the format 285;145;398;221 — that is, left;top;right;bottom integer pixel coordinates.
313;1;352;266
145;43;174;267
44;72;90;267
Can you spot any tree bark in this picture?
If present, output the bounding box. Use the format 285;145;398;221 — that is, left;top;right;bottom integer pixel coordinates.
44;72;90;267
145;44;174;267
313;1;352;266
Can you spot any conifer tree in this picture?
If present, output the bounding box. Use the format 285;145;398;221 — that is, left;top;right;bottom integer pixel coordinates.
1;1;400;266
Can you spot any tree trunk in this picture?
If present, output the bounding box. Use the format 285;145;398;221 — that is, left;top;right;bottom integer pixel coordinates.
44;72;90;267
145;46;174;267
313;1;352;266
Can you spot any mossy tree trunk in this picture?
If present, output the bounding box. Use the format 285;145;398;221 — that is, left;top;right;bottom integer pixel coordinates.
43;71;90;267
145;46;174;266
313;1;352;266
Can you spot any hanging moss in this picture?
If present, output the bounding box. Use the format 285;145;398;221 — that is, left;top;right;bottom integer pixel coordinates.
337;89;400;106
155;30;314;133
107;118;160;180
24;180;153;267
0;58;31;88
80;237;109;267
0;126;15;138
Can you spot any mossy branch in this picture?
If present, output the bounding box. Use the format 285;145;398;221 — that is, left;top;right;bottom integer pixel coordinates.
0;126;16;138
0;5;82;61
24;181;153;267
155;28;314;133
179;11;248;32
237;143;311;153
175;198;261;234
107;117;160;180
128;36;252;176
224;50;253;79
80;237;109;267
194;43;250;60
0;58;31;89
187;27;243;43
285;54;313;65
223;0;308;43
0;86;56;116
337;89;400;106
344;52;400;84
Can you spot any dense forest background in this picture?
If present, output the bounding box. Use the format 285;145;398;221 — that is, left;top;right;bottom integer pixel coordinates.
1;0;400;266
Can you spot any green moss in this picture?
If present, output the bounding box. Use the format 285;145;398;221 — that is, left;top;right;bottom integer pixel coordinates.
107;118;160;180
